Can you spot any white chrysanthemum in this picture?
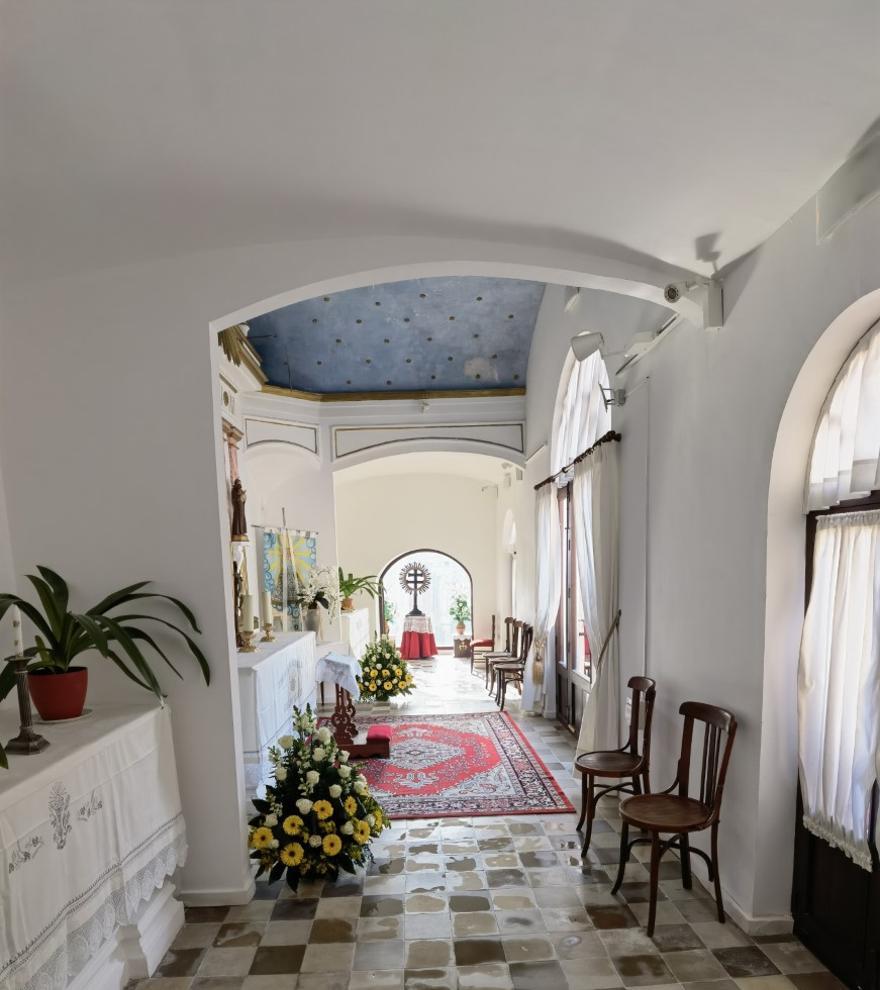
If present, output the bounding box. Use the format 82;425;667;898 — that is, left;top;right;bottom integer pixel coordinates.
341;820;354;835
338;765;351;778
312;747;326;761
270;839;279;848
277;735;294;750
264;814;278;827
308;834;322;847
367;814;375;826
275;768;288;783
354;780;368;795
329;784;342;798
296;798;313;814
316;726;332;743
306;770;320;786
338;752;349;764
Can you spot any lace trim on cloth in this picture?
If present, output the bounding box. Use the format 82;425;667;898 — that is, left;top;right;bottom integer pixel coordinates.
6;820;188;990
802;812;874;872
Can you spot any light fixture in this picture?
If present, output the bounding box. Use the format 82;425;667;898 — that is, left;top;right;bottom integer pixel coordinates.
571;331;605;361
563;286;581;312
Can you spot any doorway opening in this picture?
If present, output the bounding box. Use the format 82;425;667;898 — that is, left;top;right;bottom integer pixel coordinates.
379;549;473;650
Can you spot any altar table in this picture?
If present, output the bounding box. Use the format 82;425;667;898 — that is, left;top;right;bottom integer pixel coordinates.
0;704;186;990
238;630;318;793
400;614;437;659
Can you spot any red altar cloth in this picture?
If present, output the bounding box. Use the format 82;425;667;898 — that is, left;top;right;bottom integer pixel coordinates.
400;615;437;659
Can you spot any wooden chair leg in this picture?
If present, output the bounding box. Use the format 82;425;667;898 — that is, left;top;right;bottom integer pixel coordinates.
576;773;588;831
631;774;642;795
647;832;661;936
680;833;693;890
580;776;596;857
499;675;507;711
711;822;725;923
610;820;629;894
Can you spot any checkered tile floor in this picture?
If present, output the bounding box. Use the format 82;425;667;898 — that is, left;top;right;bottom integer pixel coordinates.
132;657;840;990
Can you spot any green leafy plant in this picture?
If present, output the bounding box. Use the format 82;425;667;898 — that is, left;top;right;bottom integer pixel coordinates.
449;593;471;625
0;566;210;768
337;568;381;601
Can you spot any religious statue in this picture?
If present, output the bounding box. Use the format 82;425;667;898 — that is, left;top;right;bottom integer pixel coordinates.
231;478;248;542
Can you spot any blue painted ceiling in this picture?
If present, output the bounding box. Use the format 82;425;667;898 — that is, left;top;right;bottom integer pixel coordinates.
246;276;546;394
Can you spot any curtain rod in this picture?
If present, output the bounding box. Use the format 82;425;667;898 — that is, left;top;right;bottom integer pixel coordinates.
533;430;621;491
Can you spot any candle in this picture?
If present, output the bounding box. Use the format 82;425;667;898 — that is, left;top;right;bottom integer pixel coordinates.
260;590;274;626
11;604;22;655
240;594;255;630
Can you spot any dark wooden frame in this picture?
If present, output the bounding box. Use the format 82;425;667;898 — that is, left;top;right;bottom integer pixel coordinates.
792;489;880;988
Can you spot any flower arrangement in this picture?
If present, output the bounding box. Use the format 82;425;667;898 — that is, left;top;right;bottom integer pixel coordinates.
292;566;339;617
357;636;414;702
248;706;389;889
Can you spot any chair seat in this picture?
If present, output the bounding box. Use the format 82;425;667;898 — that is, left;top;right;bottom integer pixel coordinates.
575;750;642;776
486;652;512;660
619;793;710;832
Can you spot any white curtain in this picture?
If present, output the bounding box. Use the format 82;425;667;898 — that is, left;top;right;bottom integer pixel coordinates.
523;483;562;714
798;508;880;870
806;319;880;511
551;351;611;474
574;441;621;754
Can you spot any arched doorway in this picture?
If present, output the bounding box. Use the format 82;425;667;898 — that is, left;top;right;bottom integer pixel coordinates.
378;549;474;652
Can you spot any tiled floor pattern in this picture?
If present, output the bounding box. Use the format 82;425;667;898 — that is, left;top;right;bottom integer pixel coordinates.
134;657;841;990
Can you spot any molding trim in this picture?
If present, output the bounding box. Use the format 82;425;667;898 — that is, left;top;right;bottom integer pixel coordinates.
218;325;268;384
332;422;525;460
261;384;526;403
178;877;256;907
244;416;319;454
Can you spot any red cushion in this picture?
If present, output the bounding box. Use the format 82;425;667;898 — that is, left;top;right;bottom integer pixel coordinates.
472;639;493;647
367;725;392;741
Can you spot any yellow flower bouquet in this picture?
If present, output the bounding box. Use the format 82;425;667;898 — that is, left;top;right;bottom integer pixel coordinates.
356;636;415;702
248;705;389;889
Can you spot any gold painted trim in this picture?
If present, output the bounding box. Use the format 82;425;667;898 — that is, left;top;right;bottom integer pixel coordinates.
261;384;526;403
218;325;268;385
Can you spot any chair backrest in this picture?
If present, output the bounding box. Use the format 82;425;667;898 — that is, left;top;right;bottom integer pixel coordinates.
624;676;656;761
518;623;533;661
490;614;496;648
509;620;522;657
502;616;514;652
676;701;737;820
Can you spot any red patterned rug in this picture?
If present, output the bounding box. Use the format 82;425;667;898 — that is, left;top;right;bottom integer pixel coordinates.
353;711;574;819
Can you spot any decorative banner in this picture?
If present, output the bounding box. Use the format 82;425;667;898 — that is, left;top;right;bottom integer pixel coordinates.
257;527;319;631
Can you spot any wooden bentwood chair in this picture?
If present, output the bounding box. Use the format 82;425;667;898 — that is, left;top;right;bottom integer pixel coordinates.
470;614;496;675
575;676;656;857
485;618;520;693
494;623;533;711
611;701;738;936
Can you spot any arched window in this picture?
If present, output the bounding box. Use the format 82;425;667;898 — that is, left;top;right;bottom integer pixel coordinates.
550;350;611;474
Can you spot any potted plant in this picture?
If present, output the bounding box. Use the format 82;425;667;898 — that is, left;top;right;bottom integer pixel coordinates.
382;597;397;636
248;705;389;890
0;566;209;766
337;569;381;613
356;637;414;703
293;566;339;635
449;593;471;638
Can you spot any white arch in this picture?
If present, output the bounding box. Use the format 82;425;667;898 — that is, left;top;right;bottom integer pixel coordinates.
756;288;880;916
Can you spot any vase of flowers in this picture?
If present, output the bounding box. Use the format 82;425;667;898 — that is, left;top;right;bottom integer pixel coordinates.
449;593;471;637
248;706;389;890
293;567;339;635
357;637;414;703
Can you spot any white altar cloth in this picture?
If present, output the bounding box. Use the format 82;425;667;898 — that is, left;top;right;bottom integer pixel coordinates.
0;704;186;990
315;652;361;700
238;631;318;792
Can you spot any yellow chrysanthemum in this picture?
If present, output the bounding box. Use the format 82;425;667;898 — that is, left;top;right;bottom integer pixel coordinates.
344;795;358;815
313;799;333;820
249;826;274;850
323;833;342;856
280;842;304;867
374;808;384;828
393;667;401;677
353;820;371;844
282;815;303;836
368;681;377;691
381;669;389;677
383;681;393;691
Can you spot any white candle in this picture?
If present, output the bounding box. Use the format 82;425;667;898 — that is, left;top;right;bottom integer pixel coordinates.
260;590;273;626
240;594;255;630
11;604;22;655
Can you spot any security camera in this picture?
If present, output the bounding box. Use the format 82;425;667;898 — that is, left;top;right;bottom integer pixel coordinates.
663;283;682;304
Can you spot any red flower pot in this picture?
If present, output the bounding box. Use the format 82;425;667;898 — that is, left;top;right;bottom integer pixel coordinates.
28;667;88;721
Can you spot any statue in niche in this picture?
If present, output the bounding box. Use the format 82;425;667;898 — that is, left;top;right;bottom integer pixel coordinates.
231;478;249;542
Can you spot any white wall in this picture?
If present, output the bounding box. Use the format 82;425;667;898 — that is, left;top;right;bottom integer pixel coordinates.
335;472;497;642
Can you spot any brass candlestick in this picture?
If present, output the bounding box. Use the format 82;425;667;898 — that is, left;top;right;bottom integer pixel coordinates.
239;629;257;653
4;657;49;754
262;622;276;643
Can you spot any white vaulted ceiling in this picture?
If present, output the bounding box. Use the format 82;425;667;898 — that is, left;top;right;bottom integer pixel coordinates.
1;2;878;286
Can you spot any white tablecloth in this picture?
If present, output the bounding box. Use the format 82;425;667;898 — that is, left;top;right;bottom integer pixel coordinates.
238;631;318;791
0;704;186;990
315;653;361;700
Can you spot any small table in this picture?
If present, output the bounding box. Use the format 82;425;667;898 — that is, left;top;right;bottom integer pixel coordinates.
454;637;472;658
316;652;389;759
400;614;437;659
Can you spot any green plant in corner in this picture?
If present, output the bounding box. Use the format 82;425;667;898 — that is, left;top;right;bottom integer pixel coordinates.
337;568;380;612
0;566;210;769
448;593;471;627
